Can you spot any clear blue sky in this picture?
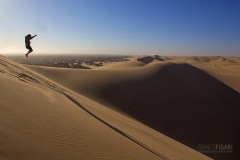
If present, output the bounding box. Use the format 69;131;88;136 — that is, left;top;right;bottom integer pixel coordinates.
1;0;240;55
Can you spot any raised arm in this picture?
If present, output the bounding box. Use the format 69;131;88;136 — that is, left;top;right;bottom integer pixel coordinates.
31;35;37;39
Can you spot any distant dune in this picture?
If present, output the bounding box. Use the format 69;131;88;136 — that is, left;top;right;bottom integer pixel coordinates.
0;55;213;160
27;55;240;160
95;60;146;69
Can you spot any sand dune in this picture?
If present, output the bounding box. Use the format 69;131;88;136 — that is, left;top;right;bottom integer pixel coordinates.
144;56;240;92
187;57;240;93
95;60;146;69
96;55;165;69
27;55;240;160
0;55;213;160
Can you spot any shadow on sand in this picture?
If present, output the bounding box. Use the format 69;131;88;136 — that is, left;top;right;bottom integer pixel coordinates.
102;63;240;160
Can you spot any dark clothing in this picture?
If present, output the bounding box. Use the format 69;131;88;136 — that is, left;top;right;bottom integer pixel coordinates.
26;45;33;51
25;36;31;45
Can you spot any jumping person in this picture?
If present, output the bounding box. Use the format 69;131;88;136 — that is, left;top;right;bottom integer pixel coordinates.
25;34;37;57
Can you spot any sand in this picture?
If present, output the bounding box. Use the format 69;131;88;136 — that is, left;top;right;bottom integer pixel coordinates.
1;54;239;159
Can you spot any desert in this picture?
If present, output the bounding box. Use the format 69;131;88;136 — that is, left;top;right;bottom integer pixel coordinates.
1;54;239;159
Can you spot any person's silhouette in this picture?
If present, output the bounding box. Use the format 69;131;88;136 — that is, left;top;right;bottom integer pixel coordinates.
25;34;37;57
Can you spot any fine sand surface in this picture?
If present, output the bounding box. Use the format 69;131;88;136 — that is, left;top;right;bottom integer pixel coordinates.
27;55;240;160
0;55;213;160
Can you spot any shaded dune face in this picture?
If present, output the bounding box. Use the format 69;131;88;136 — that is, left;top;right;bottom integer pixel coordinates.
99;63;240;160
137;56;154;64
154;55;165;61
136;55;165;63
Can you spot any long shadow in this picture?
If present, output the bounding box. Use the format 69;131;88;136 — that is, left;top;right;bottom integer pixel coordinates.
102;63;240;160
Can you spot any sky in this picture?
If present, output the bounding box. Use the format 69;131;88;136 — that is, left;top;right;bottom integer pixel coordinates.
0;0;240;56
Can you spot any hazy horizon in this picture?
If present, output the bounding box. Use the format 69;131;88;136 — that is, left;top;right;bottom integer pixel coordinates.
1;0;240;56
3;53;240;58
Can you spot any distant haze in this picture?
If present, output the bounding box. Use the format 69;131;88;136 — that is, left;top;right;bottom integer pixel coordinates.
1;0;240;56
